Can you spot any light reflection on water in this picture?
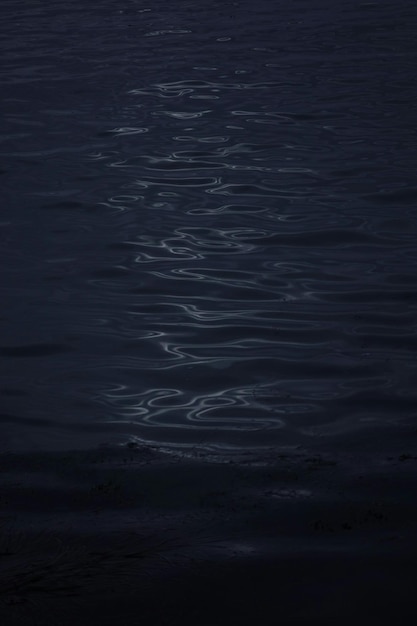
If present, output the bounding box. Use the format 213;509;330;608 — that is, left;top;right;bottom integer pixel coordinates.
0;0;416;453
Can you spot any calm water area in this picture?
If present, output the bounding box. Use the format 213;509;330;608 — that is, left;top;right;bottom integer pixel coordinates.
1;1;417;624
1;0;416;456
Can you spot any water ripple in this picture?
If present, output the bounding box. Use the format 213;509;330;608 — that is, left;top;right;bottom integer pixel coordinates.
1;0;416;452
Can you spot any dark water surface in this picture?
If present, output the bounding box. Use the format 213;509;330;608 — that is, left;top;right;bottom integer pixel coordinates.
1;2;417;625
1;0;416;456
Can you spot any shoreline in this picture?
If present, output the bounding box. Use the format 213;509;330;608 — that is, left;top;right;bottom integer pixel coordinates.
1;437;416;624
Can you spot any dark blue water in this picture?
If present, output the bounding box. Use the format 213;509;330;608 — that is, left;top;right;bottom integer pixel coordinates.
1;0;416;454
1;4;417;625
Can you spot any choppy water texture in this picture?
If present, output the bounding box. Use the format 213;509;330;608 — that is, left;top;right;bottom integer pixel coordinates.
1;0;416;453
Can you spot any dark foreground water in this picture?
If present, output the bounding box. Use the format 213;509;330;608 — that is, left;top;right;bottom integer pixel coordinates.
1;1;417;624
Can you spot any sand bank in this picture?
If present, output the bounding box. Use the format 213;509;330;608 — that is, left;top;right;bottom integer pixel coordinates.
1;435;416;625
